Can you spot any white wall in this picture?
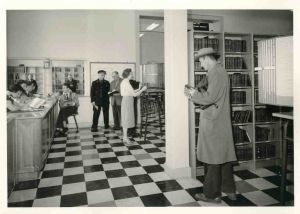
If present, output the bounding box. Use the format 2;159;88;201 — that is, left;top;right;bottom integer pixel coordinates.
191;10;293;35
7;10;138;127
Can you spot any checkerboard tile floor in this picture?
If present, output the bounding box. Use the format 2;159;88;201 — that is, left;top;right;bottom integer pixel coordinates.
8;115;294;207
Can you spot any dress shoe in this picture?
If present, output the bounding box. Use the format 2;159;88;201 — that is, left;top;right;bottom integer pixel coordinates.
194;193;221;204
113;126;121;130
226;193;237;201
104;125;110;129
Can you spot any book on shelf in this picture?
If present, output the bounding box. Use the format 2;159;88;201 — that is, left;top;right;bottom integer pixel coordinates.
225;39;247;52
194;36;219;51
229;73;252;87
255;125;280;142
225;56;247;69
230;91;247;104
255;108;275;122
235;145;253;161
256;143;276;159
233;126;251;144
232;110;252;124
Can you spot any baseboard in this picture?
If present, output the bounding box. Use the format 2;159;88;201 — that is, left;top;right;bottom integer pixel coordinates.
163;164;192;179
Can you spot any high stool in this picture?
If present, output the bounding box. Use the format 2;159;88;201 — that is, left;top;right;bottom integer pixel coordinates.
71;112;79;133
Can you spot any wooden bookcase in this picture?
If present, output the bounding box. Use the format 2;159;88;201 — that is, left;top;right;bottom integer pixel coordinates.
188;17;285;178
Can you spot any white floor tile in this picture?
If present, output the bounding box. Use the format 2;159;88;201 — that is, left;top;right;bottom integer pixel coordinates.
38;177;63;188
125;167;147;176
164;190;195;205
138;159;159;166
84;171;107;181
245;178;277;190
243;191;279;206
33;196;61;207
87;189;114;204
134;182;162;196
117;155;136;162
176;177;203;189
103;162;123;171
108;177;132;188
63;167;84;176
61;182;86;195
115;197;144;207
149;172;170;182
44;163;65;171
8;189;37;203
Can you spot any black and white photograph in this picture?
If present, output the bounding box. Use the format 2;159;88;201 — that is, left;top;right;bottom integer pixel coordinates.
1;0;298;212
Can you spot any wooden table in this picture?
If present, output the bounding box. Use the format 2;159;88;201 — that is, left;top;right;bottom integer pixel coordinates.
272;111;293;205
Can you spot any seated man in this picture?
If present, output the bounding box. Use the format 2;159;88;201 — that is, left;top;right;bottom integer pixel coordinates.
55;83;79;136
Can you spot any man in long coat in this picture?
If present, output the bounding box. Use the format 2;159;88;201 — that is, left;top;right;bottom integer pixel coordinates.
185;47;237;203
110;71;122;130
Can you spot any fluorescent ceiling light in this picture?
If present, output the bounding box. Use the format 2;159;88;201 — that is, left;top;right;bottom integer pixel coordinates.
146;23;160;31
139;33;144;37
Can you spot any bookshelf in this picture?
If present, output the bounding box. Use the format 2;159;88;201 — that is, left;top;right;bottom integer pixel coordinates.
52;65;84;95
188;17;285;177
7;65;45;95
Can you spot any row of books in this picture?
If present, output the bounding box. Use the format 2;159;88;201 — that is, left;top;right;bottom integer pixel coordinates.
254;55;258;67
229;73;251;87
255;108;275;122
233;126;250;144
254;73;258;87
225;57;247;69
194;37;219;52
232;110;252;124
253;40;258;53
255;126;279;142
225;39;247;52
231;91;247;104
255;90;259;103
236;146;253;161
256;143;276;159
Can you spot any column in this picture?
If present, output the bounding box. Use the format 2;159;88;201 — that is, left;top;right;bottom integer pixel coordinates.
164;10;191;178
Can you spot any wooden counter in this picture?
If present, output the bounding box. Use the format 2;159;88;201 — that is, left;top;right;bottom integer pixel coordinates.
7;95;59;195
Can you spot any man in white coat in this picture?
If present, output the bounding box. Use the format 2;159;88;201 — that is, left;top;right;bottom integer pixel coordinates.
185;47;237;203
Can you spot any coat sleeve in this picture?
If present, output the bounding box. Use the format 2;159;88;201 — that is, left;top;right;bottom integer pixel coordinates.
191;71;223;105
90;82;95;103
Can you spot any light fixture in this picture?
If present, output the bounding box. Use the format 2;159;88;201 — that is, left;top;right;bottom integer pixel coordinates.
139;33;144;37
146;23;160;31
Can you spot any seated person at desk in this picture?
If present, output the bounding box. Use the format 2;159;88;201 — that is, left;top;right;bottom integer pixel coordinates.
7;84;28;111
55;83;79;136
26;73;38;94
17;80;35;97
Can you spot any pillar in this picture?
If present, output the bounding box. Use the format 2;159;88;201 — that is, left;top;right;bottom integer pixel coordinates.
164;10;191;178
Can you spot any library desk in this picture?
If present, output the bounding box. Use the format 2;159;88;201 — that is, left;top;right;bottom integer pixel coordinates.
7;95;59;194
272;111;293;205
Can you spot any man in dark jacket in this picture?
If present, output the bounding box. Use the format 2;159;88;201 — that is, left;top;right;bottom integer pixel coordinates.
26;74;38;94
90;70;110;131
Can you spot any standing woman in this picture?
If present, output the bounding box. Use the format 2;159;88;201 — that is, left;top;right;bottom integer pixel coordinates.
120;68;147;145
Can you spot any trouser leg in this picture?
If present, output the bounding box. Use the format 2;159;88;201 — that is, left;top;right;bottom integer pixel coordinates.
92;105;101;128
112;104;119;127
56;110;64;129
116;105;121;127
102;104;109;127
221;162;236;194
203;163;222;199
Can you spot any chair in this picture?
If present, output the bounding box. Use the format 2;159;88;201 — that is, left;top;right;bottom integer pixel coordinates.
71;111;79;133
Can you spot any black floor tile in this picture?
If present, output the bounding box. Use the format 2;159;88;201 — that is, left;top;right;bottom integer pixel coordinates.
49;148;66;153
222;194;256;206
60;192;88;207
111;185;138;200
141;193;171;207
66;142;81;147
65;151;82;156
196;175;205;183
52;140;66;145
64;160;83;168
186;187;204;200
120;161;141;168
105;169;127;178
262;187;294;202
114;150;132;156
154;143;165;147
46;157;65;164
81;145;96;150
13;179;40;191
86;179;110;191
67;136;80;140
101;157;119;164
127;145;143;150
36;185;62;199
156;180;183;192
155;157;165;164
110;143;124;147
94;140;109;145
129;174;153;185
264;175;293;186
98;148;114;153
145;148;161;153
143;165;164;173
84;164;104;173
106;136;119;140
41;169;64;179
234;170;259;180
63;174;85;184
8;200;34;207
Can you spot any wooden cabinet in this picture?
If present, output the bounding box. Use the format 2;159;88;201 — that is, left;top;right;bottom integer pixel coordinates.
7;97;59;188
